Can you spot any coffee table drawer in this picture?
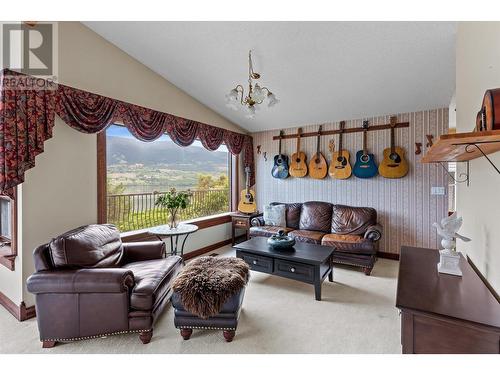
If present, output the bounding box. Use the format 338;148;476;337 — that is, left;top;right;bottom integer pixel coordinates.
239;252;273;273
274;259;314;283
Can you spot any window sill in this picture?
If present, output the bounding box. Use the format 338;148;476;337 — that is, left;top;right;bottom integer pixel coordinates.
0;248;15;271
120;212;235;242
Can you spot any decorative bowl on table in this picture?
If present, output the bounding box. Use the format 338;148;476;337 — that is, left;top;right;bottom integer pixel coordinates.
267;230;295;250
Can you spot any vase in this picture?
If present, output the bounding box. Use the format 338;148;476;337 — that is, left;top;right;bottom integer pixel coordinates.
169;211;179;229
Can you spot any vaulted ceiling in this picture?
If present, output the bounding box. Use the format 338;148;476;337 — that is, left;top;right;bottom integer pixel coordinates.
84;21;456;133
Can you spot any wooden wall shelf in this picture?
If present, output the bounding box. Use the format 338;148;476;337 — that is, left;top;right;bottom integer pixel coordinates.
421;129;500;163
272;121;409;140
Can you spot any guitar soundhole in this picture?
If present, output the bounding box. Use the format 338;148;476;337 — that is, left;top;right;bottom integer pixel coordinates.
315;158;320;164
389;153;401;163
360;154;369;163
295;158;301;163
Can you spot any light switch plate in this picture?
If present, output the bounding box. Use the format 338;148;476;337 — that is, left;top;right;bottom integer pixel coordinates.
431;186;446;195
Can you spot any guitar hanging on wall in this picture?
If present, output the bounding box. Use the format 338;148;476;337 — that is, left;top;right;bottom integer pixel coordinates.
271;130;290;179
328;121;352;179
308;125;328;179
238;166;257;213
378;117;409;178
289;127;308;178
353;120;378;179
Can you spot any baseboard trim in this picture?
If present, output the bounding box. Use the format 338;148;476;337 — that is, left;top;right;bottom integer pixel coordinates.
0;291;36;321
183;235;245;261
467;255;500;303
377;251;400;261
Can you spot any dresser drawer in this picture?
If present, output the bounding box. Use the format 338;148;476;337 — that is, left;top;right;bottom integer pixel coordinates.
232;218;249;228
274;259;314;283
239;252;273;274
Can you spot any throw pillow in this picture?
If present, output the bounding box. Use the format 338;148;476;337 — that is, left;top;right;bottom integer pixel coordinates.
263;204;286;227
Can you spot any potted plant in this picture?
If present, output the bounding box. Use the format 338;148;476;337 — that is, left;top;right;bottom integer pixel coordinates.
155;188;192;229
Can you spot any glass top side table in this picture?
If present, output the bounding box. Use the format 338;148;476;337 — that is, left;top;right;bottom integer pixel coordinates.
148;223;198;256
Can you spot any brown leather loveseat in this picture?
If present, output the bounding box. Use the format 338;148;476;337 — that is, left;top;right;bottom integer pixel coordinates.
26;224;183;348
249;201;383;275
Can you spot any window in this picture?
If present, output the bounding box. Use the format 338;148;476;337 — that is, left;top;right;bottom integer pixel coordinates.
102;124;232;232
0;189;17;270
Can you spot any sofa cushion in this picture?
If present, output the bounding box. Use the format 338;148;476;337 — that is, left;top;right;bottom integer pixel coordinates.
299;201;333;232
289;230;325;244
123;256;183;311
249;226;294;238
322;233;376;255
49;224;123;269
263;204;286;227
331;205;377;235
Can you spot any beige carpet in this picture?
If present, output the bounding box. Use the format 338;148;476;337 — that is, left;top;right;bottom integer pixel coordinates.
0;246;401;354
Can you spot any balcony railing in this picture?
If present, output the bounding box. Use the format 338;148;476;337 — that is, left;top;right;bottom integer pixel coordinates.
107;188;230;232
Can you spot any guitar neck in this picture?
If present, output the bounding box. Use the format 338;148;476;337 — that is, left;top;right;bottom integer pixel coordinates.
316;134;321;158
338;132;343;154
363;130;367;155
390;127;395;153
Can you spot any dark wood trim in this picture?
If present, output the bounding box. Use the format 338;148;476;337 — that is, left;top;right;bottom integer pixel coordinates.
231;154;239;211
183;234;245;261
0;188;17;271
121;212;234;242
377;251;400;260
97;131;107;224
467;255;500;303
272;121;410;140
0;291;36;321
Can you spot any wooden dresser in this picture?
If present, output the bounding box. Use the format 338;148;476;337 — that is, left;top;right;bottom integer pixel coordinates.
396;246;500;354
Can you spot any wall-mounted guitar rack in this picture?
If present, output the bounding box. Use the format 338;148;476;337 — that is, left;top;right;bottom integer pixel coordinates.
271;119;409;140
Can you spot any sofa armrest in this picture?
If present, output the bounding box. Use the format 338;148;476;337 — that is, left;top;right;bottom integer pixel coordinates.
26;268;135;295
122;241;165;263
250;214;265;227
364;223;383;241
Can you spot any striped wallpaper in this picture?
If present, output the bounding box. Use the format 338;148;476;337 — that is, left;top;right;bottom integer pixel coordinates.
251;108;449;255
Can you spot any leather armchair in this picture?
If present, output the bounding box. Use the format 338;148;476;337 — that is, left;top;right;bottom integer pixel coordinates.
27;224;183;348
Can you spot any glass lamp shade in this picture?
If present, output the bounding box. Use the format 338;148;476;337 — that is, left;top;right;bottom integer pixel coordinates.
225;88;239;103
250;84;266;103
267;92;279;107
244;105;256;119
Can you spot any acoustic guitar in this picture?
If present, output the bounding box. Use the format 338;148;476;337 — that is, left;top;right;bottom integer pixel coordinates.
353;120;378;179
308;125;328;179
328;121;352;179
476;88;500;131
289;128;308;178
237;166;257;213
271;130;289;179
379;117;409;178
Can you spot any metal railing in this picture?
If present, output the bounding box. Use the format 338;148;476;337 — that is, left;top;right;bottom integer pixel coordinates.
107;188;230;232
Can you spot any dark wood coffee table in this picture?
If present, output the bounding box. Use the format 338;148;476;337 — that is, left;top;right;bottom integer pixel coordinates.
234;237;334;301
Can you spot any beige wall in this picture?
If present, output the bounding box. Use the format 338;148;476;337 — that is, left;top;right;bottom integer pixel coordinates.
0;21;245;306
456;22;500;294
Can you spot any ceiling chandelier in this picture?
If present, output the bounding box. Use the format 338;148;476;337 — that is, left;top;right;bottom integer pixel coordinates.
225;50;279;119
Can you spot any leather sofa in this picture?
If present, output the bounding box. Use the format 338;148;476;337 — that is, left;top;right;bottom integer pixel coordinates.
26;224;183;348
249;201;383;275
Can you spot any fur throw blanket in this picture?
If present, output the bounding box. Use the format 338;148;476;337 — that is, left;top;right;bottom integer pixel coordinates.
172;256;249;319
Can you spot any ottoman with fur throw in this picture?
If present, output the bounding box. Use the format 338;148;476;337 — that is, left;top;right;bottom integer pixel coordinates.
171;256;249;342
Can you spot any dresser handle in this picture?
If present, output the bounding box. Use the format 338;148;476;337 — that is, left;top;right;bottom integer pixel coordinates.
253;260;257;265
290;267;296;273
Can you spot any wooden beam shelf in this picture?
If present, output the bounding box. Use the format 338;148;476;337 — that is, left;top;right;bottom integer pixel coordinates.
421;129;500;163
272;121;409;140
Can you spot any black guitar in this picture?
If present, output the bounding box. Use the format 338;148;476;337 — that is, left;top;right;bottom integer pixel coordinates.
271;130;289;179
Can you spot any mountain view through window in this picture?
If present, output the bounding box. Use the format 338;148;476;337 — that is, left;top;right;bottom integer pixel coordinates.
106;125;230;232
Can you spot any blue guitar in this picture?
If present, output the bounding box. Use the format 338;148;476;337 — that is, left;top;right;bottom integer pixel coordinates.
271;130;289;179
353;121;378;178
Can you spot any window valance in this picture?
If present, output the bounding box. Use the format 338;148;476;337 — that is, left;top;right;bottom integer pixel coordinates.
0;69;254;196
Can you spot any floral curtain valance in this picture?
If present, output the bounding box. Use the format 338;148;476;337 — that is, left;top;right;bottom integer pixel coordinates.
0;69;254;195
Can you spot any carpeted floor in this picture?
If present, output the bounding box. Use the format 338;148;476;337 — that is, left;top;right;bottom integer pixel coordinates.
0;246;401;354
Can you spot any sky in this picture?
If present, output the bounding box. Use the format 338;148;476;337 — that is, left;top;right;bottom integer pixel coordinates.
106;124;228;152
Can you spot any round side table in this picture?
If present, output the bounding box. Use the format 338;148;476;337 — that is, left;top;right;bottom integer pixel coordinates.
148;223;198;257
